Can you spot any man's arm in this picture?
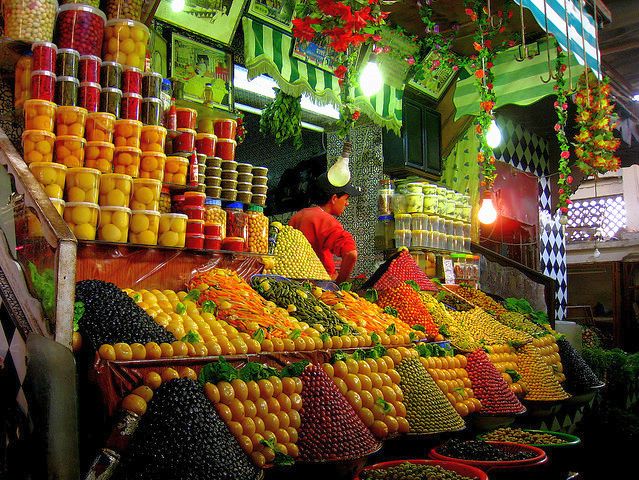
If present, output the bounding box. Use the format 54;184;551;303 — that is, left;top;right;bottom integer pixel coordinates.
336;249;358;284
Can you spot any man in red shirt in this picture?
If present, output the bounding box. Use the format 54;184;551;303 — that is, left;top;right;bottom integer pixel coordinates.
289;173;361;283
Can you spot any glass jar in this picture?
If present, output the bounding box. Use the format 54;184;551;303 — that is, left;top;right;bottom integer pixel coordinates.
405;182;423;194
15;55;33;110
224;201;247;243
394;213;411;231
412;230;427;248
411;213;428;231
391;193;407;214
428;215;440;235
374;215;394;251
378;179;394;216
2;0;57;43
422;183;438;196
410;251;426;272
394;229;411;248
425;252;437;277
423;194;438;214
204;197;226;239
405;192;424;213
463;222;471;252
246;205;269;254
451;253;466;283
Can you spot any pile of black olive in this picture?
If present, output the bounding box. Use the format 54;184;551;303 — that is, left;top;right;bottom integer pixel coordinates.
557;338;604;393
437;439;537;462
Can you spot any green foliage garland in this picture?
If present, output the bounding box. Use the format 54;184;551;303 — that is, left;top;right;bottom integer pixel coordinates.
553;43;572;215
259;89;303;149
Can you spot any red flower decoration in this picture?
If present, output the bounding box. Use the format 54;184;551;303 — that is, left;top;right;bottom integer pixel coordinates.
292;17;321;42
475;69;485;79
334;64;348;79
560;150;570;159
352;110;361;120
473;42;482;52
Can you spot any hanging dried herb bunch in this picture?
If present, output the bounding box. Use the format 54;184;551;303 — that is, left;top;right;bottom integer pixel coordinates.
260;89;303;150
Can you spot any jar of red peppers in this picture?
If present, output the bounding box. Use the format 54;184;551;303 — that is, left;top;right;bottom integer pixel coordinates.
79;82;101;112
246;205;269;254
122;66;142;94
79;55;101;83
223;201;247;244
55;4;106;58
121;93;142;121
31;41;57;72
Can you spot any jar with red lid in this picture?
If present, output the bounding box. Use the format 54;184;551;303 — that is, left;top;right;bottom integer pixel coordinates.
121;93;142;121
183;191;206;207
79;82;101;113
171;194;185;213
215;138;236;161
31;42;57;72
186;219;204;235
30;70;56;102
175;108;197;130
214;118;237;139
183;205;204;221
79;55;101;83
221;236;245;252
122;66;142;95
204;236;222;251
56;48;80;77
185;233;204;250
204;222;221;236
55;4;106;57
55;76;79;106
224;201;247;242
174;128;196;152
195;133;217;157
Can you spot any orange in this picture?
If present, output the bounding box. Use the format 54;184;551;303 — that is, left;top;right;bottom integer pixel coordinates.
276;411;290;429
144;342;162;359
255;397;269;418
121;394;146;416
132;385;153;403
114;343;133;361
246;381;261;402
263;413;280;432
289;392;302;411
205;383;220;403
238;435;253;454
231;379;249;401
218;381;235;404
276;393;291;412
266;396;280;414
159;342;173;358
229;398;245;421
98;344;116;361
227;420;243;437
269;376;283;397
179;367;197;380
333;360;348;379
288;410;301;429
144;371;162;390
161;368;179;382
216;403;233;422
243;399;257;418
371;420;388;438
359;407;375;427
345;390;362;410
258;379;274;398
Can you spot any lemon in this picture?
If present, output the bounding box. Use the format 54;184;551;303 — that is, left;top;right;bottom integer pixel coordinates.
130;214;150;233
121;38;135;55
67;187;86;203
137;230;157;245
112;211;130;230
36;140;52;155
101;223;122;242
171;218;186;233
45;184;63;198
77;173;97;190
75;223;96;240
141;155;158;172
38;167;57;185
106;189;126;206
159;231;179;246
159;216;171;233
134;186;154;204
71;206;93;225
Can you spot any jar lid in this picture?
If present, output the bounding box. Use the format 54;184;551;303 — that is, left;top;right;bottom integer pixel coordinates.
101;61;122;69
142;97;163;104
161;213;188;219
80;81;101;89
57;48;80;57
58;3;107;22
162;78;172;88
450;253;466;259
31;70;56;78
122;92;143;99
224;201;243;209
205;197;222;206
102;87;123;94
32;41;57;52
143;71;163;79
247;205;264;212
378;215;393;221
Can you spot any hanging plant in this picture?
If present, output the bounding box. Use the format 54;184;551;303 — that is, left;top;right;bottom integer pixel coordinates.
259;89;303;149
573;72;621;175
234;109;247;145
463;0;515;189
553;43;572;215
416;0;460;77
292;0;389;138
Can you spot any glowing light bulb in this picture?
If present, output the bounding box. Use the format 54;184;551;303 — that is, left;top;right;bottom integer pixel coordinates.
359;61;383;97
486;119;502;148
478;192;498;224
172;0;185;12
594;248;601;258
328;156;350;187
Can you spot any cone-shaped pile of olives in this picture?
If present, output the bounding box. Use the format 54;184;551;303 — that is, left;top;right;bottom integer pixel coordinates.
557;338;603;393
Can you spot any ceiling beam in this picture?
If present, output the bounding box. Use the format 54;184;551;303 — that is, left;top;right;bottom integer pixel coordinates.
602;41;639;56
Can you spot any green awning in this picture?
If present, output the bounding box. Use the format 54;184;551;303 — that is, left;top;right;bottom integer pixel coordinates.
453;39;585;120
242;17;403;134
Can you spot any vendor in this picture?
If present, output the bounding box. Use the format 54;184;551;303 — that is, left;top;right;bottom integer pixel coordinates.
289;173;361;283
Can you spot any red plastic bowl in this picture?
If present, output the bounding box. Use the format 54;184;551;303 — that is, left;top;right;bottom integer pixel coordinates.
355;459;488;480
429;441;547;471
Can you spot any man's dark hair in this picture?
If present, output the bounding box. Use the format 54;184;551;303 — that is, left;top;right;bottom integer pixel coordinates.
313;189;348;206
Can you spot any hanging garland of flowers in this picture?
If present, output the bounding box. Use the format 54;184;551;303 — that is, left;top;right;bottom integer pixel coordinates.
573;72;621;175
292;0;389;138
553;43;572;215
416;0;459;77
463;0;515;189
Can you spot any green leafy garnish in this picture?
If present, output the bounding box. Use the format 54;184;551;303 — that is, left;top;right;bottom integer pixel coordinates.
385;323;397;336
289;329;301;340
239;362;279;381
184;289;201;302
365;289;379;303
409;332;418;341
439;325;450;336
340;282;352;292
132;293;142;303
280;360;310;378
260;436;295;466
198;357;238;384
370;332;380;345
384;306;398;317
368;344;387;359
331;350;347;363
352;349;367;361
201;300;217;313
411;325;425;332
252;328;265;344
505;369;522;382
405;280;420;292
175;302;187;314
73;301;84;332
320;332;330;343
375;397;392;414
340;324;351;335
28;262;55;318
181;330;201;343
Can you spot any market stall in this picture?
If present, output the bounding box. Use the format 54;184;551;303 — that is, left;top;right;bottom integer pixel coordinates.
0;0;632;479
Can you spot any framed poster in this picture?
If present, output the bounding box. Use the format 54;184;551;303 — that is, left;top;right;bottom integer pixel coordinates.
247;0;297;32
171;34;233;110
291;39;339;73
409;50;458;100
155;0;248;47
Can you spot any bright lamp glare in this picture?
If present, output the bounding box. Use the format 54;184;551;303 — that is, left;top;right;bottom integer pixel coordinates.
478;197;498;224
359;61;383;96
172;0;185;12
486;119;502;148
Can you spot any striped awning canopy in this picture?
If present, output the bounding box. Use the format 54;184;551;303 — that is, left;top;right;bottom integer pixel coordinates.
454;39;585;119
242;17;403;134
516;0;601;77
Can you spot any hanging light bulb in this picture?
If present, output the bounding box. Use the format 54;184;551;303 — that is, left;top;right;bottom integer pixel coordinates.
359;61;383;97
478;191;498;224
172;0;185;12
486;119;503;148
594;248;601;258
327;142;352;187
